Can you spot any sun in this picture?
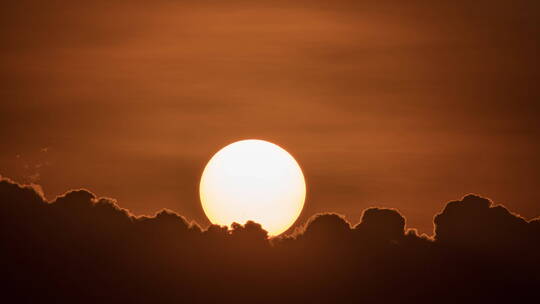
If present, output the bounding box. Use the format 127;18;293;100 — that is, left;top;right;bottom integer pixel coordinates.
199;139;306;236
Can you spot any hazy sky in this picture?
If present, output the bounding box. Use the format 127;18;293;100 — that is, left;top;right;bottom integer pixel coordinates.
1;0;539;234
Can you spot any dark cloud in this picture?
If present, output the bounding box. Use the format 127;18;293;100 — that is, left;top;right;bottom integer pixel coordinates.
1;177;538;303
434;194;538;258
355;207;405;242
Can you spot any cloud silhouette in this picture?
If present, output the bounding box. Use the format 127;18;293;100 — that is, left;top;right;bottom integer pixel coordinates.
434;194;534;252
355;207;405;243
1;176;538;303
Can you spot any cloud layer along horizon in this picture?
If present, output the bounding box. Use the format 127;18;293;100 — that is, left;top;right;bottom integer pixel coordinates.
1;176;539;303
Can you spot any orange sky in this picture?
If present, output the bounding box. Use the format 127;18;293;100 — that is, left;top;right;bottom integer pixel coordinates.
1;0;539;234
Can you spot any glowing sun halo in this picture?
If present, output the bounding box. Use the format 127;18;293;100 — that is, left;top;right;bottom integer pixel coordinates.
199;139;306;236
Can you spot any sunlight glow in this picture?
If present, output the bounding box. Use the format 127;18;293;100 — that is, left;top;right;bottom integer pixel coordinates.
200;139;306;236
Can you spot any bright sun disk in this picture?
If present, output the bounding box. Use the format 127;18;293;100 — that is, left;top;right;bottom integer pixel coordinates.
199;139;306;236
